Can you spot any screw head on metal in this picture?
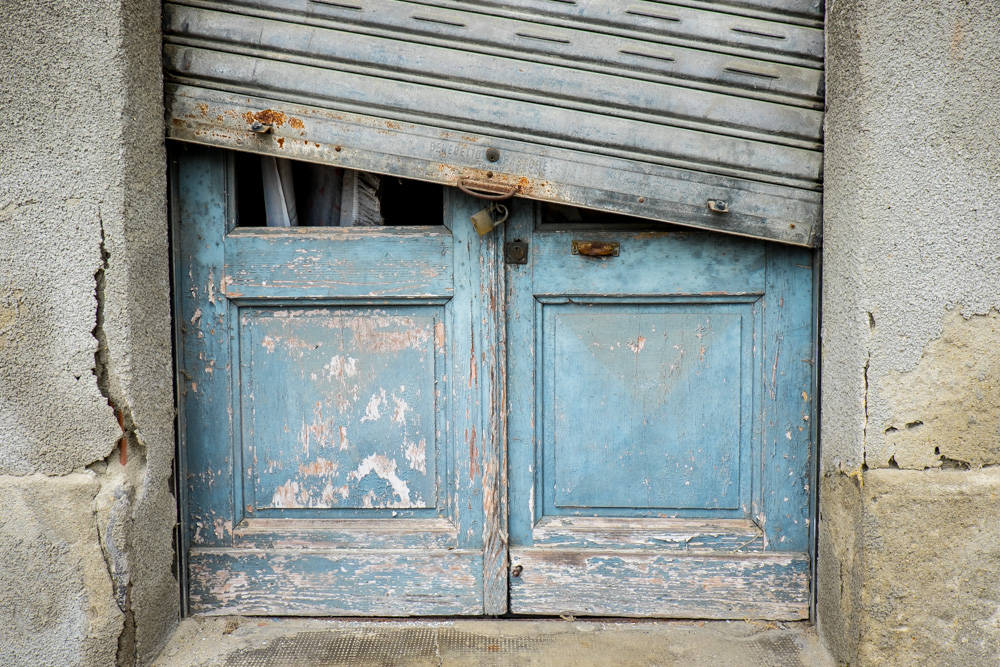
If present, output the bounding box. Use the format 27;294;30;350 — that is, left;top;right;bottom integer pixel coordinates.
485;147;500;162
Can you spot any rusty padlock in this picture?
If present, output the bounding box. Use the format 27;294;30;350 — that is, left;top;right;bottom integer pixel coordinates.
471;203;509;236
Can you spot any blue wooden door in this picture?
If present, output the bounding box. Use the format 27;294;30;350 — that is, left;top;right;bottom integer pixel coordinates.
175;147;814;618
173;146;507;615
504;204;815;618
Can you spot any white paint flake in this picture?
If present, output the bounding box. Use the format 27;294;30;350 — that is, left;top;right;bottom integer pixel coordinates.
348;453;415;507
272;480;305;508
261;335;276;353
361;388;387;422
627;335;647;355
391;394;410;425
323;354;358;381
404;439;427;473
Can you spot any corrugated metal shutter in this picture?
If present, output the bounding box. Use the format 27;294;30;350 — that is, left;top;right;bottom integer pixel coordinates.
164;0;824;246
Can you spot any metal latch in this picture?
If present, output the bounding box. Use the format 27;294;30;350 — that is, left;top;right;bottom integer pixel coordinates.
572;240;619;257
504;240;529;265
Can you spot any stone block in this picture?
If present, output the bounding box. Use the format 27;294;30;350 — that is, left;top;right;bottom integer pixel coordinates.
0;474;122;667
819;468;1000;666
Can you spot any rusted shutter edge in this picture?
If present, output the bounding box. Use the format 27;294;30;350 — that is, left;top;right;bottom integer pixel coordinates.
166;85;822;247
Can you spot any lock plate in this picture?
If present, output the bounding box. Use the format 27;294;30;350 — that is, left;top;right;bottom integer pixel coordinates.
504;240;529;265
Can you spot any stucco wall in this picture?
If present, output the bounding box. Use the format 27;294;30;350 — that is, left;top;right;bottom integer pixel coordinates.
820;0;1000;663
0;1;177;665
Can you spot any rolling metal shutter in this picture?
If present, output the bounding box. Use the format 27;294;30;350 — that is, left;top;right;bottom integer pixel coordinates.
164;0;824;245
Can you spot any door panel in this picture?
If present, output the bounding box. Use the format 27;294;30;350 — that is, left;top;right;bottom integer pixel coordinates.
173;145;500;615
546;305;749;511
240;306;443;513
506;211;814;618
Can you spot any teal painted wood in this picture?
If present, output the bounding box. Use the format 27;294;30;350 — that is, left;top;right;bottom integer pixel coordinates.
173;146;497;615
508;549;810;619
504;205;538;551
544;304;751;513
239;305;444;519
225;229;453;300
759;245;815;551
188;549;484;615
445;192;511;614
505;209;814;617
173;145;238;551
530;227;766;296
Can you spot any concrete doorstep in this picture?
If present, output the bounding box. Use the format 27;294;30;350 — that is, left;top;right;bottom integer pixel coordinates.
153;617;835;666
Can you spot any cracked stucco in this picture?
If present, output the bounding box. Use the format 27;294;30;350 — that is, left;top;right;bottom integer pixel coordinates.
820;1;1000;665
822;0;1000;474
0;0;177;664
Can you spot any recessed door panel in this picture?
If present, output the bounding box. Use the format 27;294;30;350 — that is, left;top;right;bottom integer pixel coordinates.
547;305;748;512
241;306;442;514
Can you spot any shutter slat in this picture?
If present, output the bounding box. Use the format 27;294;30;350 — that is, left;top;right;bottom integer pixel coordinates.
164;0;825;246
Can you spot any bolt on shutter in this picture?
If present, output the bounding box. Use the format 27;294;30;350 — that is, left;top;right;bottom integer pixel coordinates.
164;0;824;246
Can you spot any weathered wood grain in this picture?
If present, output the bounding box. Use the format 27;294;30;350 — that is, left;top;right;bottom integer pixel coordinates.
232;518;457;549
225;229;453;300
530;518;766;552
531;226;766;296
188;549;484;615
760;245;815;551
174;146;238;550
508;549;809;619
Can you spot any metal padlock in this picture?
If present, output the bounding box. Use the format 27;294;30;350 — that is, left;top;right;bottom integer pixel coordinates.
471;203;509;236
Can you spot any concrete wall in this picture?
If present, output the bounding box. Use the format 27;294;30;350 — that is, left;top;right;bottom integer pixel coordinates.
0;1;178;665
819;0;1000;664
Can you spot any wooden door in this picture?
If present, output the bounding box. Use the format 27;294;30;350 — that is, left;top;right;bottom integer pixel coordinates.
173;146;506;615
505;205;815;619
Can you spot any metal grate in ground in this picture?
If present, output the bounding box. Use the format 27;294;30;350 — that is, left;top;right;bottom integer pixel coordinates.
225;627;544;667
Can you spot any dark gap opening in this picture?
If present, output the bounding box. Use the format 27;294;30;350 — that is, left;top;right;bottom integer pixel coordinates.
542;202;689;231
233;151;443;227
234;151;266;228
379;174;443;226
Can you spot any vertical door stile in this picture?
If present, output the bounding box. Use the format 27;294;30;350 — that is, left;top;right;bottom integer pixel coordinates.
760;245;815;553
481;199;511;616
447;191;510;614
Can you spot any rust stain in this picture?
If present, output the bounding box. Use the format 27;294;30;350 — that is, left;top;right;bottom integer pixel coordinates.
243;109;287;128
289;117;305;130
435;321;445;351
197;103;208;116
116;409;127;465
298;458;338;477
171;118;185;128
276;137;285;148
469;426;480;481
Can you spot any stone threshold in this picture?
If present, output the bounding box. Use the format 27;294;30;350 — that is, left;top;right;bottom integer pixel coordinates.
153;616;834;666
